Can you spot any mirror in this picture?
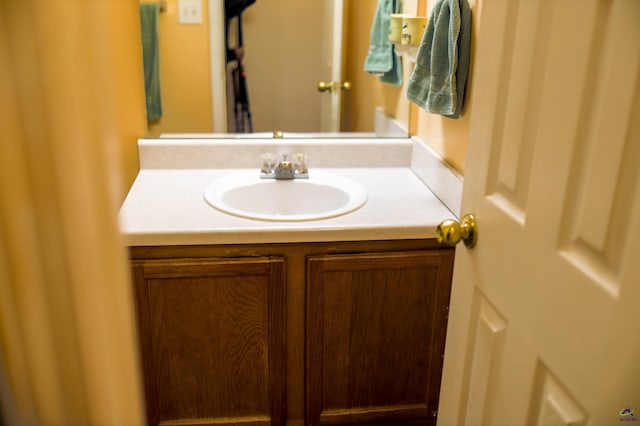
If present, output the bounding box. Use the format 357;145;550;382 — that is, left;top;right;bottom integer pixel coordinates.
146;0;416;138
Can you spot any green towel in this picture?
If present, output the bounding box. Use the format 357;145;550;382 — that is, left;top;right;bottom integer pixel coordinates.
380;49;403;86
364;0;403;86
406;0;471;118
140;3;162;122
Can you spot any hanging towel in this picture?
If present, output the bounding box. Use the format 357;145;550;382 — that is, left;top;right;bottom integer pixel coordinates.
380;50;403;86
364;0;403;86
406;0;471;118
140;3;162;122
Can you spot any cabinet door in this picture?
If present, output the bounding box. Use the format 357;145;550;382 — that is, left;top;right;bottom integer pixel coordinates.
306;250;454;426
131;257;286;426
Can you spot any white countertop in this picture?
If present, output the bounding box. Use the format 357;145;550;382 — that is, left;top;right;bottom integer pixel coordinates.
119;167;454;246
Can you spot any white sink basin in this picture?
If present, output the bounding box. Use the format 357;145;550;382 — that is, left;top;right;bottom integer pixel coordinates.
203;170;368;221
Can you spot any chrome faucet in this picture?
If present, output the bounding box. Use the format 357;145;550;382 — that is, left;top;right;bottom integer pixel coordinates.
261;152;308;180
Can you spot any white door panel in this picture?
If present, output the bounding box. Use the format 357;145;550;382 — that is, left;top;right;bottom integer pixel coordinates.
439;0;640;424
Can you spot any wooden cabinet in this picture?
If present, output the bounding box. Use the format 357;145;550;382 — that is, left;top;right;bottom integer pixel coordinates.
130;241;454;426
306;251;453;426
131;257;286;426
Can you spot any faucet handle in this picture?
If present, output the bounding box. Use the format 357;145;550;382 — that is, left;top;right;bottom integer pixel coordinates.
261;152;277;174
292;153;308;174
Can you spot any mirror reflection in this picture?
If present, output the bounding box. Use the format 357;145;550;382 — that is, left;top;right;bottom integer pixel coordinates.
145;0;415;138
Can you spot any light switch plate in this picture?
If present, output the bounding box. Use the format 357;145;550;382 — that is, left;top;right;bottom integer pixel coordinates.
178;0;202;25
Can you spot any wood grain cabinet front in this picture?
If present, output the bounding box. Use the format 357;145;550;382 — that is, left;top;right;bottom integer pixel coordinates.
131;257;286;426
305;250;454;426
129;241;454;426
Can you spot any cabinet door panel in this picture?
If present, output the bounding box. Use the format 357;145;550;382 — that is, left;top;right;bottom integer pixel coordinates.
132;257;285;426
306;250;454;426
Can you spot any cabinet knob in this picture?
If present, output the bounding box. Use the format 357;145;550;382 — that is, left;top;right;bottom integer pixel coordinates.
436;214;478;248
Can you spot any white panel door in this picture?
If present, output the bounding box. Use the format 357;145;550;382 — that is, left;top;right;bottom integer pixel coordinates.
438;1;640;425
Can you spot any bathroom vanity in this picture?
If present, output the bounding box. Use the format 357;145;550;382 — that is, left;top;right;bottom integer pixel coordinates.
120;138;461;426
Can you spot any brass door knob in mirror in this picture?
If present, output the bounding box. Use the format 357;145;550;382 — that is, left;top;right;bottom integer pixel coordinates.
317;81;352;93
317;81;333;92
436;214;477;248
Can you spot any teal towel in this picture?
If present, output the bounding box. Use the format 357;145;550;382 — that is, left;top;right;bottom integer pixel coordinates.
364;0;403;86
380;50;403;86
406;0;471;118
140;3;162;122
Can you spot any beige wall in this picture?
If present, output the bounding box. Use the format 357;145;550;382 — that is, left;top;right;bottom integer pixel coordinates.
144;0;214;137
412;0;482;174
106;1;151;197
343;0;376;131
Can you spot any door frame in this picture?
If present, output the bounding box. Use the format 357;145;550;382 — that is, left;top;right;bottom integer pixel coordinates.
208;0;227;132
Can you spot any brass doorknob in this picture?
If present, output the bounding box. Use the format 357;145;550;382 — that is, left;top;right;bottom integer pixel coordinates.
317;81;352;92
436;214;477;248
317;81;333;92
